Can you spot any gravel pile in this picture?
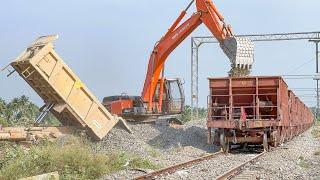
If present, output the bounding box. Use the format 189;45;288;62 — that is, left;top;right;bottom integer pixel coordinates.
101;119;219;179
98;119;217;162
97;125;152;157
100;120;320;179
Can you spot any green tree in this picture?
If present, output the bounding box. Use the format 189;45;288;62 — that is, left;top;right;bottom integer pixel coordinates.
0;96;60;127
0;98;6;117
0;98;8;127
182;105;192;122
0;117;9;127
181;105;207;123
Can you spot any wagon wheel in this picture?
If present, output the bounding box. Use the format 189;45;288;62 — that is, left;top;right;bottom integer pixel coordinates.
220;129;229;153
263;131;269;151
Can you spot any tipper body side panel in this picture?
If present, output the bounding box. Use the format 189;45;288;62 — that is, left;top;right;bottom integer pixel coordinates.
10;36;119;140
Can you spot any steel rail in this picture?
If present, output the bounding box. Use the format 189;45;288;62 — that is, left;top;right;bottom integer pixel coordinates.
134;151;224;180
216;151;267;180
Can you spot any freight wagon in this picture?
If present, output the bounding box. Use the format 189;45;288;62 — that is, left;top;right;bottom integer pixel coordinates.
207;76;314;152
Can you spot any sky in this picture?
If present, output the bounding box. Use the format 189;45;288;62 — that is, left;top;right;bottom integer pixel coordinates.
0;0;320;108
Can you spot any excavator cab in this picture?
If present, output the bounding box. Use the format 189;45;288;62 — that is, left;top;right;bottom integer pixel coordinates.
103;78;184;122
154;78;185;114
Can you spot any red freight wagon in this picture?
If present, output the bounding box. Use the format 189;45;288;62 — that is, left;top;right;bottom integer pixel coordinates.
207;76;314;152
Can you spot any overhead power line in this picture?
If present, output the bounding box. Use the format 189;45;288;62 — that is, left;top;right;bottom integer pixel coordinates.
287;59;314;74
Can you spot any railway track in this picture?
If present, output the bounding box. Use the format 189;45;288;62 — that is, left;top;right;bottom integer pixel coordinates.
134;151;224;180
134;150;266;180
216;151;266;180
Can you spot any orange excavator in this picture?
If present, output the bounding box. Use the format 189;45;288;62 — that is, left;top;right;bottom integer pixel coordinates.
103;0;254;123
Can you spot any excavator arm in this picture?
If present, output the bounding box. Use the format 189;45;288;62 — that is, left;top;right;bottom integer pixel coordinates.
142;0;254;112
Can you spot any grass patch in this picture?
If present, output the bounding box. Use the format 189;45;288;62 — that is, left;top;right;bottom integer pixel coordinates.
0;136;160;180
106;152;161;172
145;147;160;158
314;149;320;156
311;128;320;139
298;156;310;169
0;117;9;127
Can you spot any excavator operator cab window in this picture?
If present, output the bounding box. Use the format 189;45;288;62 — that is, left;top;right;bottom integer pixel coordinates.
154;82;167;102
167;79;185;114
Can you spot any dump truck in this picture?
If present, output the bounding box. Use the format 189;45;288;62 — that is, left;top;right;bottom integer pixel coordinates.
4;35;131;140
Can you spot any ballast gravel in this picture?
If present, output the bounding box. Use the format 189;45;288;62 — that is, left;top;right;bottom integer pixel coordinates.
100;120;320;180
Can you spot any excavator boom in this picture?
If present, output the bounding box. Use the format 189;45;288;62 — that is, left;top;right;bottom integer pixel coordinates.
142;0;254;111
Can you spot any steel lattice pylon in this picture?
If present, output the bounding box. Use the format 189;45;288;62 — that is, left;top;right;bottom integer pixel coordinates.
191;31;320;120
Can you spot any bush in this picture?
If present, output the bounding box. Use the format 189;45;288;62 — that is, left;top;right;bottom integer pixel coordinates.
0;138;107;179
0;96;60;127
181;105;207;123
0;136;160;179
0;117;9;127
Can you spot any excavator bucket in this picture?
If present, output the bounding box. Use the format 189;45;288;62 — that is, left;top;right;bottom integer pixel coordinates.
220;37;254;77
